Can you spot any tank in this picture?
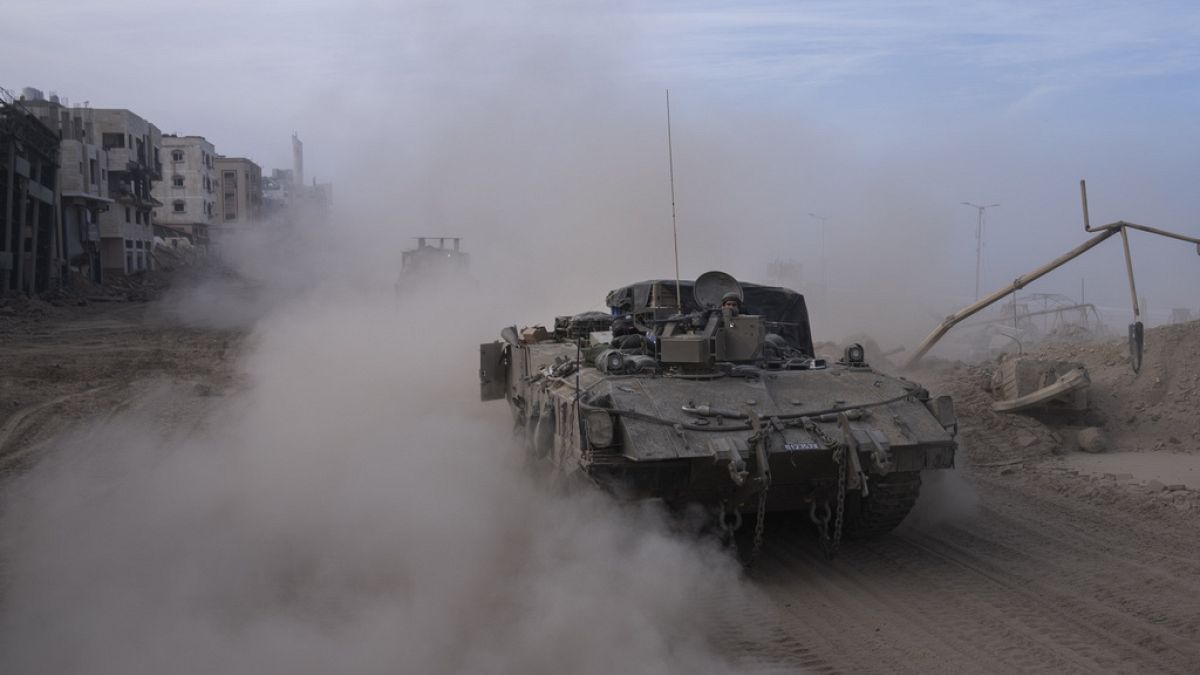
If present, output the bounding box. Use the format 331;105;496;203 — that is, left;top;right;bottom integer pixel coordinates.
479;271;959;551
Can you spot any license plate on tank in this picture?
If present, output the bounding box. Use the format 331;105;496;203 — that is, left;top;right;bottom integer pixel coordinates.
783;442;823;451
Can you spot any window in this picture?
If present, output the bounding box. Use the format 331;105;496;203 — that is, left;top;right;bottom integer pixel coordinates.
136;240;144;249
172;175;184;187
172;150;184;162
125;239;133;249
102;132;125;149
125;207;131;223
173;200;186;213
135;210;142;224
89;159;98;185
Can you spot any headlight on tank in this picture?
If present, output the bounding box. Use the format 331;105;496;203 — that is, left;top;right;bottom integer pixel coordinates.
595;349;626;374
585;409;616;447
844;343;865;365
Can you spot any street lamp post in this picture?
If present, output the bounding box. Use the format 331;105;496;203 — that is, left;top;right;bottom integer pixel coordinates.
961;202;999;300
808;212;830;294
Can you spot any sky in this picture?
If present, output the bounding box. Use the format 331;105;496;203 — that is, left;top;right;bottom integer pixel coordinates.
3;0;1200;332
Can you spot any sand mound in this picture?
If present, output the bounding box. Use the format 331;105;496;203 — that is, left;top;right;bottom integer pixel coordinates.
917;319;1200;464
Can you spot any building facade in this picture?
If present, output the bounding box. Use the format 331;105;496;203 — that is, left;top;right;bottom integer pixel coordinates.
214;156;262;226
93;108;162;276
20;91;113;284
153;135;215;251
1;89;62;294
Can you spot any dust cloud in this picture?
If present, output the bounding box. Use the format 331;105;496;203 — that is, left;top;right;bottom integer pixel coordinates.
899;467;981;534
1;15;761;665
0;263;748;673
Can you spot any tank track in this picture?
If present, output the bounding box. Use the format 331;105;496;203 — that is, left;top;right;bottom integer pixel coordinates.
844;471;922;540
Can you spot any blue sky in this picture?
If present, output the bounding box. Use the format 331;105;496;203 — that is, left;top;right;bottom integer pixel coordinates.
6;1;1198;165
2;0;1199;326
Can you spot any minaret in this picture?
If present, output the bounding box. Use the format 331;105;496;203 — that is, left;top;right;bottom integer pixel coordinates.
291;132;304;187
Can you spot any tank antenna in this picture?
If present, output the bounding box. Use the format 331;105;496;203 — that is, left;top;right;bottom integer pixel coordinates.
666;89;682;310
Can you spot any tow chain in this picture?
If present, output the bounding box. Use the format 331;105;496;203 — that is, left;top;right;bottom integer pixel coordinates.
716;413;775;563
803;417;847;560
827;443;847;559
746;415;772;561
721;416;853;562
751;487;768;557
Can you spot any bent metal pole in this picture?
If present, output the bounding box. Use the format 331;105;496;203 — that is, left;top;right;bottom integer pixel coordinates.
903;227;1119;370
906;181;1200;370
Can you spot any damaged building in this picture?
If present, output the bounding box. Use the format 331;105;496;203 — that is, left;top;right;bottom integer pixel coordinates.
92;108;162;276
19;90;113;285
1;88;63;295
18;88;164;280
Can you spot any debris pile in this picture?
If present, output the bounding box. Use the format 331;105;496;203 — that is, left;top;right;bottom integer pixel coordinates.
0;245;230;318
919;319;1200;464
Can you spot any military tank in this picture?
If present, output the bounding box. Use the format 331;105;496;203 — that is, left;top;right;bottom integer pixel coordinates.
479;271;958;552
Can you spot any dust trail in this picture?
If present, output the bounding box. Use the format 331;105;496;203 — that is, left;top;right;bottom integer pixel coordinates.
900;465;982;534
0;276;753;674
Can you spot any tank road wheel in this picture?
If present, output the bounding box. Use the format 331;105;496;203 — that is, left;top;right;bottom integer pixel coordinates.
844;471;922;540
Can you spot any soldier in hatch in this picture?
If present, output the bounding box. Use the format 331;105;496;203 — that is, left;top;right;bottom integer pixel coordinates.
721;292;742;316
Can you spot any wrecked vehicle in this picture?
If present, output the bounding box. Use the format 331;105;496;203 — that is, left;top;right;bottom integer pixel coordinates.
991;357;1090;416
479;272;959;553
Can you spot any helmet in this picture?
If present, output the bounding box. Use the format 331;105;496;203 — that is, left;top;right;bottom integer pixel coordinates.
720;291;741;305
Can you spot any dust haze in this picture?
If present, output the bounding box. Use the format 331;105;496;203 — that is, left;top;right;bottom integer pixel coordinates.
1;8;760;673
4;2;1199;672
1;276;748;673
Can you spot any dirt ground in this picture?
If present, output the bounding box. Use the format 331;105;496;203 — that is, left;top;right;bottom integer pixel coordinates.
0;296;243;474
3;292;1199;673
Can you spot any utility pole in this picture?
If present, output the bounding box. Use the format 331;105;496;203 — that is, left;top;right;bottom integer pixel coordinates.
961;202;999;300
808;212;830;295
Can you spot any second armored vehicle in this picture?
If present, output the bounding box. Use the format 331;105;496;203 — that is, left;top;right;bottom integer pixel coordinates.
480;272;958;551
395;237;469;297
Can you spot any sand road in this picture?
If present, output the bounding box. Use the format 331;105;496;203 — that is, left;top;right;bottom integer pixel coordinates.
724;466;1200;674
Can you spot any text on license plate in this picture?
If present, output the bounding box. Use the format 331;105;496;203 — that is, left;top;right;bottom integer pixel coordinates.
783;442;823;451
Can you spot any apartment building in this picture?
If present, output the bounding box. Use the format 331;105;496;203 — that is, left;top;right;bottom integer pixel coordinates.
153;135;215;251
93;108;162;276
20;91;112;284
1;89;62;294
214;156;262;226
